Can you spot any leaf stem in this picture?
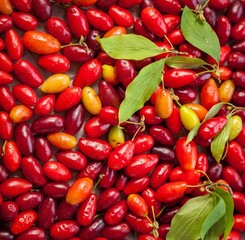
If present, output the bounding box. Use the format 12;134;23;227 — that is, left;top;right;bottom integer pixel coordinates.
131;115;145;141
170;88;182;108
196;170;211;182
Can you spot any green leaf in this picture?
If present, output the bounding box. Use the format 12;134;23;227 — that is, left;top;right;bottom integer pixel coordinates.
166;56;209;69
118;59;165;123
181;6;220;63
211;117;233;163
200;194;226;239
205;218;225;240
204;102;225;121
99;34;164;60
186;125;200;144
214;187;234;239
166;193;221;240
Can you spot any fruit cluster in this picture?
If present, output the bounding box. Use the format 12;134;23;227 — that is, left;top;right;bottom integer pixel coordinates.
0;0;245;239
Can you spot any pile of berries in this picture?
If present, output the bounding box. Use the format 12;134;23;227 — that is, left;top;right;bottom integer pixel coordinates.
0;0;245;239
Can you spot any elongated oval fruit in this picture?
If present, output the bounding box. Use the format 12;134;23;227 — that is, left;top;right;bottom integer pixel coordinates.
198;116;228;141
229;115;243;141
155;88;173;119
164;69;197;88
47;132;77;150
22;31;61;54
66;177;93;205
180;105;200;131
82;86;102;115
40;74;70;93
156;181;187;203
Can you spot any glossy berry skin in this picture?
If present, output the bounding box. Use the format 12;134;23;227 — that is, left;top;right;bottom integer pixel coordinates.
43;161;72;182
32;114;64;135
21;156;46;186
42;182;69;199
127;194;148;218
0;112;13;140
32;0;52;21
34;137;52;162
10;105;33;123
102;222;131;239
12;84;37;107
10;210;37;235
149;125;175;147
139;105;163;125
37;54;70;73
97;188;120;212
123;176;150;195
14;122;35;156
109;5;134;28
14;59;44;88
115;59;136;88
133;18;156;41
175;137;198;171
233;192;245;215
124;154;159;178
108;140;135;170
150;163;172;189
118;0;142;8
77;193;97;226
10;0;32;12
216;16;231;45
164;69;196;88
133;134;154;155
66;177;93;205
98;165;117;189
154;0;181;14
0;201;18;221
73;0;98;7
46;17;72;45
37;197;57;230
78;137;112;161
11;12;38;31
15;227;46;240
86;8;113;32
5;29;23;61
165;103;183;134
200;78;219;110
98;81;121;108
225;141;245;171
15;192;44;211
66;5;89;38
155;88;173;119
54;86;82;112
22;31;61;55
50;220;80;240
56;150;87;171
34;94;56;116
78;161;103;180
0;15;13;33
227;52;245;71
125;212;153;234
104;199;128;225
73;59;102;88
222;166;244;192
0;52;14;73
198;116;227;141
64;103;85;135
84;116;111;138
233;214;245;232
156;181;188;203
78;217;105;240
141;7;168;37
